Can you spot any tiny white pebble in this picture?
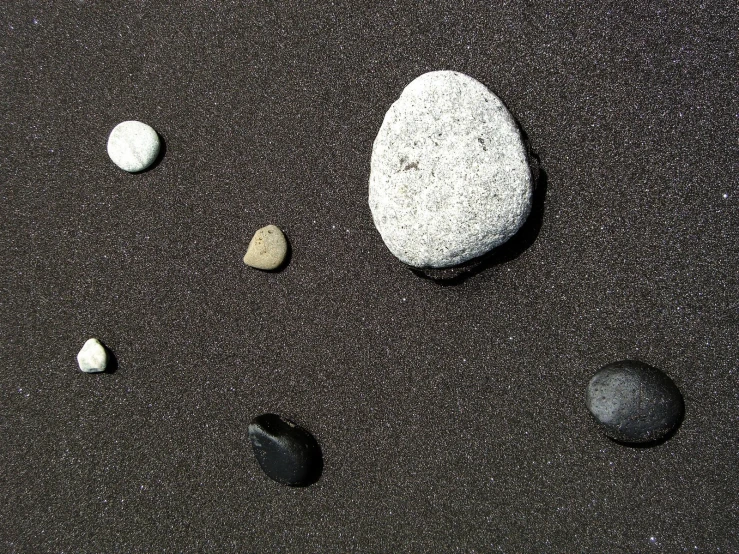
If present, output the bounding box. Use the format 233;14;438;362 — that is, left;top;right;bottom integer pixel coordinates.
77;338;108;373
107;120;160;172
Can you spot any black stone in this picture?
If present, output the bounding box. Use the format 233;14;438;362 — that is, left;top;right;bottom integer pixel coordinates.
248;414;323;486
586;360;685;444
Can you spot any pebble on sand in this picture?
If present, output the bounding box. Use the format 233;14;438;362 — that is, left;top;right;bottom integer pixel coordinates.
248;413;323;486
76;338;109;373
243;225;288;270
369;70;532;268
586;360;684;444
107;120;161;172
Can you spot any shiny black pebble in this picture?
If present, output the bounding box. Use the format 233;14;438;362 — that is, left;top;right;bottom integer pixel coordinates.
248;414;323;486
586;360;684;444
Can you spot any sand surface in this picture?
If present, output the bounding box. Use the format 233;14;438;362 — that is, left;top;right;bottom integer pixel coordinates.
1;2;737;552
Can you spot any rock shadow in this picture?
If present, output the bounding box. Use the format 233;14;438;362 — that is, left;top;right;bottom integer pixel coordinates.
606;410;685;449
270;232;293;273
130;132;167;174
298;441;323;487
410;127;547;286
98;340;118;374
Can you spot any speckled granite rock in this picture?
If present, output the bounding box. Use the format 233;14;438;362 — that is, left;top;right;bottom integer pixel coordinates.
586;360;685;444
369;70;532;268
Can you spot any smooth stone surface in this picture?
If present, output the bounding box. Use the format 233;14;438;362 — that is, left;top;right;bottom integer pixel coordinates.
369;70;532;268
248;414;322;486
586;360;685;444
243;225;288;270
76;338;108;373
107;120;161;172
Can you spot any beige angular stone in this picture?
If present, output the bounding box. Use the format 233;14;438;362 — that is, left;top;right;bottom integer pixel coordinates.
243;225;288;270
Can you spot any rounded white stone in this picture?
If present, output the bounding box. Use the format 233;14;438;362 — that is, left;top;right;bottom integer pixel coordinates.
76;338;108;373
107;120;161;172
368;71;533;268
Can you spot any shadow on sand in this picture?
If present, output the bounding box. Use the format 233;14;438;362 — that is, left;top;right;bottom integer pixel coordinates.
410;127;548;286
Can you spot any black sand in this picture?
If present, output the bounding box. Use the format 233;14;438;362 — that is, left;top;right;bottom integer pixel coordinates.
1;2;737;552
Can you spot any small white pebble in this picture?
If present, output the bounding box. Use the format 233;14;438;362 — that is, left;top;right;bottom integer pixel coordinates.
77;338;108;373
107;120;160;172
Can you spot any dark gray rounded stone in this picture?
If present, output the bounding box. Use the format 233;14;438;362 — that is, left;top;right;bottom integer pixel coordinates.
248;414;322;486
586;360;684;444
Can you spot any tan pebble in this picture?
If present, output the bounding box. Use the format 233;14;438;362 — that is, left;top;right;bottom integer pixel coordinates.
243;225;288;270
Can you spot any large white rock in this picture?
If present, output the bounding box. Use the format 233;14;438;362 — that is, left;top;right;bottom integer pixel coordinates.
76;338;108;373
369;71;532;268
107;120;161;172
